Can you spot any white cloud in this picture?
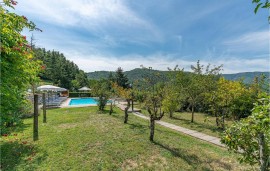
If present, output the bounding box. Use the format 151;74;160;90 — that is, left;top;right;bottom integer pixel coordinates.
223;31;269;52
16;0;162;43
64;51;269;74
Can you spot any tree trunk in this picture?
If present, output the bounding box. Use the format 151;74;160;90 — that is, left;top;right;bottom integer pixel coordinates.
149;117;155;142
109;102;113;115
124;99;131;124
169;110;173;118
42;93;47;123
259;133;268;171
215;112;219;127
191;104;194;123
221;109;225;130
33;94;39;141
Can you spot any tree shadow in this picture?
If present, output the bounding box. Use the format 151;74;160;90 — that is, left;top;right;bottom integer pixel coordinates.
127;123;148;134
152;141;232;170
170;116;185;121
169;116;223;136
3;123;32;135
1;140;48;170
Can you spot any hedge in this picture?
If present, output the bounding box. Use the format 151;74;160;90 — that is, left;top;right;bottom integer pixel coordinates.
69;92;91;97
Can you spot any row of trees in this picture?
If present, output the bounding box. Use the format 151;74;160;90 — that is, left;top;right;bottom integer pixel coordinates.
92;64;269;141
93;65;269;170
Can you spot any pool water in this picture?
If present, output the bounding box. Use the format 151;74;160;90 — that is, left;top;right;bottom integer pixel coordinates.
69;98;98;106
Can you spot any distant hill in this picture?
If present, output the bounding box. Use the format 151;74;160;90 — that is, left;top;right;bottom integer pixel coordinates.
87;69;269;84
87;68;169;83
223;72;269;83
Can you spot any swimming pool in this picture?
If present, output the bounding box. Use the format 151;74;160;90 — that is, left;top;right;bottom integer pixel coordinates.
69;98;98;106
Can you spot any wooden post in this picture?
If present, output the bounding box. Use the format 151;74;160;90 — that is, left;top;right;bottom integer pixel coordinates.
132;99;134;111
42;93;46;123
33;94;39;141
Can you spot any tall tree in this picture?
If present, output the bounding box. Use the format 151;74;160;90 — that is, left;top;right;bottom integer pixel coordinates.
33;47;86;90
1;0;41;132
115;67;129;88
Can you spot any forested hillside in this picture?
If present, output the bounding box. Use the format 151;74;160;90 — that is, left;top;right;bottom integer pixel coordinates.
87;68;269;84
33;47;88;90
223;72;270;83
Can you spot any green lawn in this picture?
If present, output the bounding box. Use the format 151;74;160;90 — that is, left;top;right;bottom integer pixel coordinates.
135;104;232;137
1;107;252;170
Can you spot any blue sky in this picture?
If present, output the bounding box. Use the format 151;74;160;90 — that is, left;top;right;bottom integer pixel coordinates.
14;0;269;73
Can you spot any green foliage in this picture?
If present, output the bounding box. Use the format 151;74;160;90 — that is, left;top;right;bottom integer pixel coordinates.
33;47;88;90
223;72;270;85
162;84;181;117
87;69;269;85
175;61;222;122
1;107;253;170
252;0;270;22
115;67;129;88
0;1;41;132
221;95;270;169
92;80;111;111
71;70;89;91
68;92;91;97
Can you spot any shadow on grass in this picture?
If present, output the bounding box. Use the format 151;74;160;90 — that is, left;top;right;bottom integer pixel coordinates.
1;140;48;170
3;123;32;135
169;116;223;136
153;141;232;170
128;123;148;134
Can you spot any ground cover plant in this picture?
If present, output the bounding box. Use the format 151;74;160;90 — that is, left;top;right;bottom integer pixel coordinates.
1;107;253;170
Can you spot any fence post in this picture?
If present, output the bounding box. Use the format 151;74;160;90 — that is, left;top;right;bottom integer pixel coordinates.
42;93;46;123
33;94;39;141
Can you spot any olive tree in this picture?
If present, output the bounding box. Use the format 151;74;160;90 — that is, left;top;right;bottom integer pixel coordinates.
175;61;222;122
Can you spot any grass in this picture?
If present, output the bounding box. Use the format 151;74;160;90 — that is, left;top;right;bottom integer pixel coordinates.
0;106;253;170
134;104;232;137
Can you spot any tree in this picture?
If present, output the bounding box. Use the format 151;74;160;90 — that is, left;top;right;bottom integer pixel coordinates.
33;47;85;90
1;0;41;132
92;80;110;111
175;61;222;122
71;70;89;91
214;78;245;129
221;95;270;171
115;67;129;89
162;83;180;118
112;83;132;123
141;67;165;141
145;88;165;141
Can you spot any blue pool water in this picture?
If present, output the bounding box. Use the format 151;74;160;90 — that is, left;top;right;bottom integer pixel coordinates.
69;98;98;106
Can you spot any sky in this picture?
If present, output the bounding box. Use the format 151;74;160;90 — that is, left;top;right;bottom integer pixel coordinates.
13;0;270;73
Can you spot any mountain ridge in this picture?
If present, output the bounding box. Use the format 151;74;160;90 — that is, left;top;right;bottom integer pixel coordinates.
87;68;269;84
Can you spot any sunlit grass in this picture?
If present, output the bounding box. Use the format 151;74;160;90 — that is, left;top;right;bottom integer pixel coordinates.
135;104;232;137
1;107;252;170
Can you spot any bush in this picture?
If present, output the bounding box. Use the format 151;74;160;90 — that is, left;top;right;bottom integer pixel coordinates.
69;92;91;97
96;96;109;111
